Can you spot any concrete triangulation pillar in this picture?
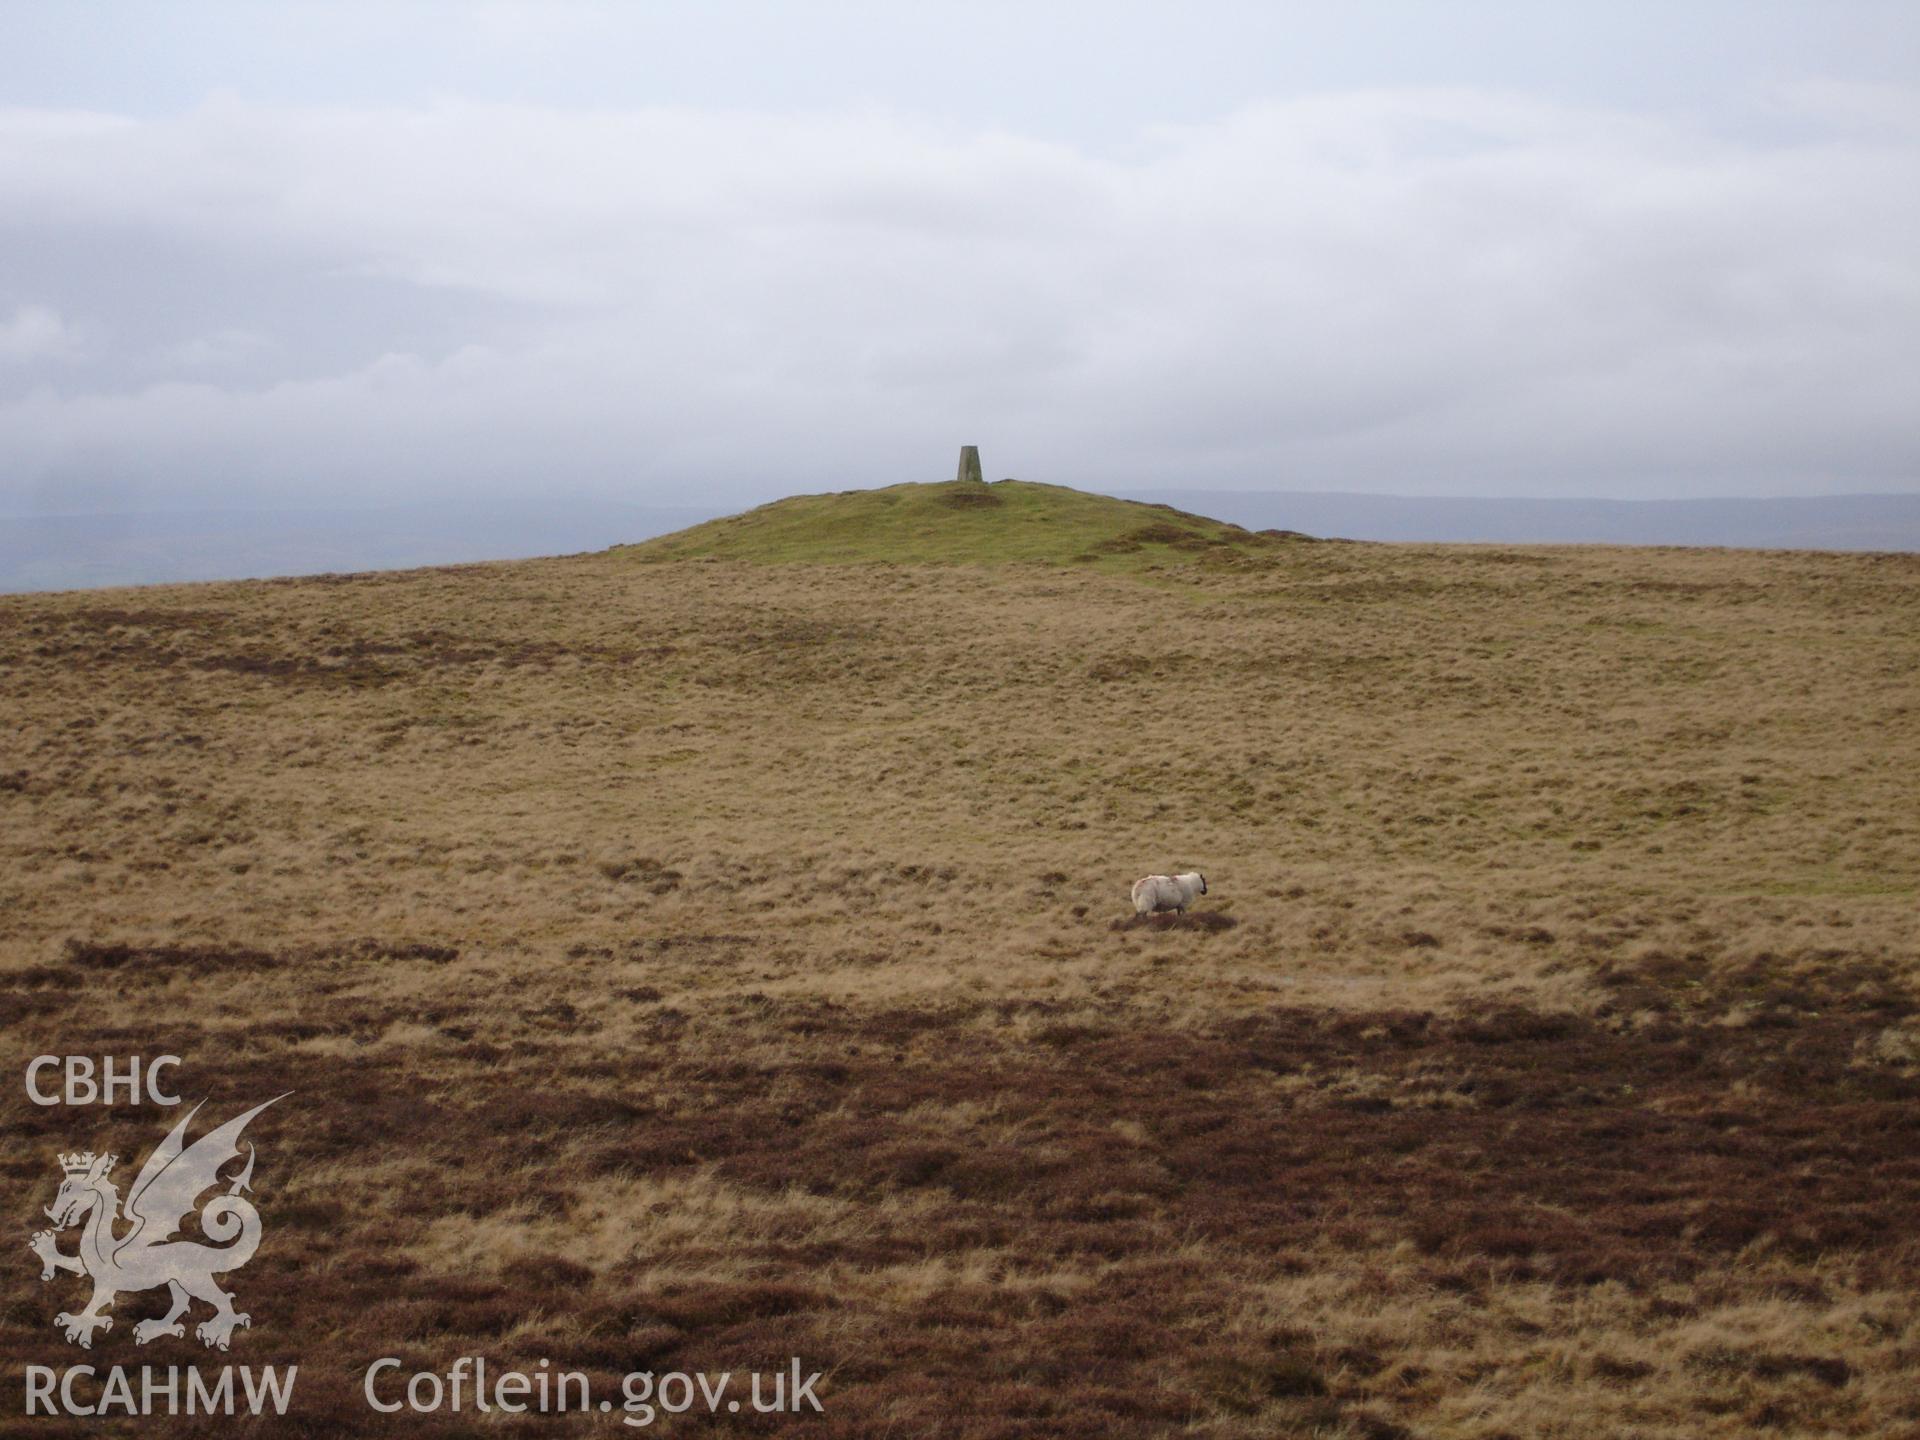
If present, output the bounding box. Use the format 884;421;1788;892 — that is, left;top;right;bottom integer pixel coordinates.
956;446;983;484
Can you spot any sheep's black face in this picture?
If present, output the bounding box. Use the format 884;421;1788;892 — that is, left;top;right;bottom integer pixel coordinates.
1199;875;1208;894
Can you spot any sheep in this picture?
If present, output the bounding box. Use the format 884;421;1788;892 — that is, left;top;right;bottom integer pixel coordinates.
1131;871;1208;915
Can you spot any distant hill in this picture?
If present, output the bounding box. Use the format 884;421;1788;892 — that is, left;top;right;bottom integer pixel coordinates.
624;478;1299;568
0;500;720;593
1117;490;1920;551
15;483;1916;595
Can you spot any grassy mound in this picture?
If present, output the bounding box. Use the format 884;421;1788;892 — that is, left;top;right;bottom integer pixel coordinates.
622;478;1305;567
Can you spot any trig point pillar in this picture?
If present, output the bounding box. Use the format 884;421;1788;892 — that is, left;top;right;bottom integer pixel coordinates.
957;445;983;484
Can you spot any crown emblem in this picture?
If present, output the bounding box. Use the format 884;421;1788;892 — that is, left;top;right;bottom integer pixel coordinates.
58;1152;111;1176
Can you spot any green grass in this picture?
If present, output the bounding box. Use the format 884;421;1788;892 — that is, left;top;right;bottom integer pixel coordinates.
621;479;1306;568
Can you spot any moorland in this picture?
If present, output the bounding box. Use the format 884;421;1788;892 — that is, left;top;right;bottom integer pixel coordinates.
3;479;1917;1437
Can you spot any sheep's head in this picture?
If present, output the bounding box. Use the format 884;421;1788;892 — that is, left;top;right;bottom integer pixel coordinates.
1199;874;1208;895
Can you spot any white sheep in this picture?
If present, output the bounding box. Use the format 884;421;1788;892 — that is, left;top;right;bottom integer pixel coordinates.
1131;871;1208;915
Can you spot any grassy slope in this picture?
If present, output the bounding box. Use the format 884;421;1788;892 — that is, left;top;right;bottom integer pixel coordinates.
623;478;1299;567
2;509;1919;1437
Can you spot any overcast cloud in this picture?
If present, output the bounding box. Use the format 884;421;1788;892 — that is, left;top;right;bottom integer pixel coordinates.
1;3;1917;513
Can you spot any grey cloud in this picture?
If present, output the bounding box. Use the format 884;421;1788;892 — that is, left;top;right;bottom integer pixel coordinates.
0;85;1916;513
0;305;80;364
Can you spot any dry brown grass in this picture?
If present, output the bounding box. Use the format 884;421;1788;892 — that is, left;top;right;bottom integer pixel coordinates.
2;538;1918;1435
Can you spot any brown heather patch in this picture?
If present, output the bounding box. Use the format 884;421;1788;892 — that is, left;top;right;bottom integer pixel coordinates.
62;937;284;972
4;955;1918;1434
1;541;1918;1434
60;607;236;631
938;486;1004;510
58;936;459;976
1109;909;1239;933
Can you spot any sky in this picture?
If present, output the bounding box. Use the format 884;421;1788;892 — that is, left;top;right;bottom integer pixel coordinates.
1;1;1917;514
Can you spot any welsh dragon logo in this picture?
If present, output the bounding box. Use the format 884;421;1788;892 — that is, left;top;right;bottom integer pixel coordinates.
27;1096;287;1351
